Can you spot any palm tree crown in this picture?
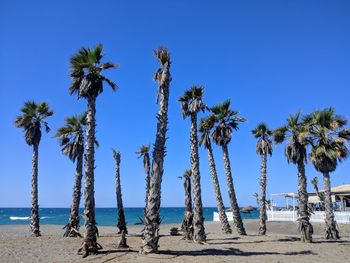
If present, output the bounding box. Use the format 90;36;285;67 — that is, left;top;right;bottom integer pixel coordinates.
15;101;53;145
306;108;350;173
55;113;87;162
178;86;206;118
211;99;246;146
274;112;309;164
136;145;151;161
252;123;273;156
199;115;216;149
69;44;118;99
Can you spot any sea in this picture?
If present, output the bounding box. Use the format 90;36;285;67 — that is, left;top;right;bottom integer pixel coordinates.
0;208;259;226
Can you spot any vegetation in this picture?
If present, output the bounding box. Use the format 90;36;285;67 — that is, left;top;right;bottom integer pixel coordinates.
141;47;171;254
274;112;313;242
252;123;273;235
55;113;87;237
15;101;53;237
211;99;247;236
136;145;151;210
311;177;324;210
178;86;207;243
112;150;127;235
306;108;350;239
199;115;232;234
180;169;194;240
69;44;118;257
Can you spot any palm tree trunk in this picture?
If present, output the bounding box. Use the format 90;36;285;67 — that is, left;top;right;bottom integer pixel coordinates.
297;162;313;242
30;144;41;237
181;175;193;240
190;113;206;243
141;61;170;254
222;144;246;235
115;154;127;234
258;152;267;235
144;153;151;210
64;151;83;237
323;172;340;239
206;140;232;234
79;97;101;257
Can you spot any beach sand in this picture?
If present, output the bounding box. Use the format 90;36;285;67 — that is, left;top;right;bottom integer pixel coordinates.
1;220;349;262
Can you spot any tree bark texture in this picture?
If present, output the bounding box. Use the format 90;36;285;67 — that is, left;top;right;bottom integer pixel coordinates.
79;98;102;257
143;153;151;211
258;152;267;235
323;172;340;240
189;113;206;243
297;162;313;242
206;141;232;234
64;152;83;237
115;154;127;234
30;144;41;237
222;144;246;235
141;61;170;254
181;175;193;240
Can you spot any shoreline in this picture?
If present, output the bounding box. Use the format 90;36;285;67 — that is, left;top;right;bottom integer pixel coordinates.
1;220;350;262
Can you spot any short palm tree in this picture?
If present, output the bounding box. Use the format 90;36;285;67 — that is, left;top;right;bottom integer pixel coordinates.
306;108;350;240
274;112;313;242
15;101;53;237
112;150;127;235
252;123;273;235
178;86;207;243
141;47;171;254
69;44;118;257
199;115;232;234
136;145;151;210
180;169;194;240
55;113;86;237
311;177;324;209
211;100;246;236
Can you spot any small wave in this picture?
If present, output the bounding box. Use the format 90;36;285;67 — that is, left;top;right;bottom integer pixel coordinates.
9;216;29;220
40;216;53;219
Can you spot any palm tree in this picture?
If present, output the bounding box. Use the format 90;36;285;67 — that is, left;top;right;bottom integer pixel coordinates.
252;123;273;236
141;47;171;254
178;86;207;243
55;113;86;237
136;145;151;210
211;99;247;236
15;101;53;237
180;169;194;240
199;115;232;234
112;150;127;235
306;108;350;240
69;44;118;257
311;177;324;210
274;112;313;242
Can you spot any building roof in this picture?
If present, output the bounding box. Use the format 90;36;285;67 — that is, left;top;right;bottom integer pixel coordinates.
308;184;350;203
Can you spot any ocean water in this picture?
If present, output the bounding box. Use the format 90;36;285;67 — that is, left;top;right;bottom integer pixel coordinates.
0;207;259;226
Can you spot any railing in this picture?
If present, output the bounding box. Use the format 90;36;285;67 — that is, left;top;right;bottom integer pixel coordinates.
213;211;350;224
266;210;350;224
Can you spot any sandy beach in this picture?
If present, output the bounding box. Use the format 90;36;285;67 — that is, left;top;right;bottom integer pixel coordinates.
1;220;349;262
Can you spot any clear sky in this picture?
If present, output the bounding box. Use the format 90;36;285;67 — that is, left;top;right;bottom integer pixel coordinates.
1;0;349;208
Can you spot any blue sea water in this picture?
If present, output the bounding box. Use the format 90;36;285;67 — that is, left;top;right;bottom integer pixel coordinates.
0;207;259;226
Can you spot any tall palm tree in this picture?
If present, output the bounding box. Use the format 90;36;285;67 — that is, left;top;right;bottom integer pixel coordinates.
306;108;350;240
112;150;127;235
55;113;86;237
211;99;247;236
69;44;118;257
178;86;207;243
252;123;273;236
141;47;171;254
274;112;313;242
15;101;53;237
180;169;194;240
136;145;151;210
199;115;232;234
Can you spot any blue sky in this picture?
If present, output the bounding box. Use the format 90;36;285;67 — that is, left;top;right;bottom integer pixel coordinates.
0;0;349;208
